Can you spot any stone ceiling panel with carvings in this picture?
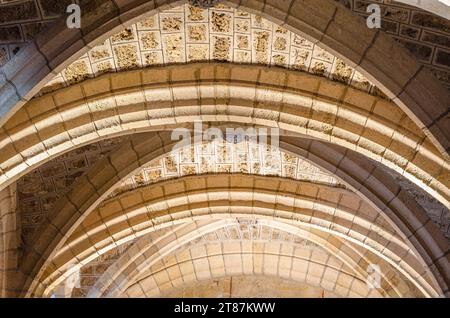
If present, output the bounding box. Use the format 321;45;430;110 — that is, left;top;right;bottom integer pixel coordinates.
1;1;448;92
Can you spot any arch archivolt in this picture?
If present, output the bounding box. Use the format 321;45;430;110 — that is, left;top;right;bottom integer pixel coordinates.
0;0;448;300
1;64;448;208
81;218;415;298
93;220;402;298
121;238;411;298
126;266;364;298
122;240;378;298
42;176;422;295
15;130;448;298
0;0;448;157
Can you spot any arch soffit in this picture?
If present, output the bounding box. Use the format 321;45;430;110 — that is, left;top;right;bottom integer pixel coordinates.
54;217;417;298
0;0;448;156
101;220;404;298
20;132;450;297
1;64;448;208
44;179;419;292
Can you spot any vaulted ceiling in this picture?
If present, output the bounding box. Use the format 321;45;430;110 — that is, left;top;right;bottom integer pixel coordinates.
0;0;448;298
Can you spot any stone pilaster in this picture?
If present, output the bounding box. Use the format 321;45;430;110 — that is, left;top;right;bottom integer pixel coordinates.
0;184;20;297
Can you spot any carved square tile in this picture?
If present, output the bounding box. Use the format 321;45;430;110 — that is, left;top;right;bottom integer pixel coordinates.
310;59;333;77
185;4;208;22
111;25;137;43
312;46;334;63
187;44;209;61
92;59;114;75
235;33;250;50
143;51;163;66
162;33;185;63
137;15;159;30
272;53;289;66
235;9;250;18
332;59;355;84
187;23;208;43
235;18;250;34
211;35;232;61
63;58;92;84
113;43;141;70
251;15;272;31
273;35;289;53
210;10;233;34
292;35;314;49
89;41;113;62
160;13;184;33
139;31;161;50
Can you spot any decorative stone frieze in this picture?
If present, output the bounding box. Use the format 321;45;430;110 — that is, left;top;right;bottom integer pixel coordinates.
39;4;377;96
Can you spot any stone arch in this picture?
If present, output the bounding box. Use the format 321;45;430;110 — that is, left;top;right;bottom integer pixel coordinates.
1;64;448;208
127;274;359;298
125;244;379;298
109;229;384;296
85;215;417;298
17;131;449;298
0;0;448;157
119;239;405;298
41;177;423;296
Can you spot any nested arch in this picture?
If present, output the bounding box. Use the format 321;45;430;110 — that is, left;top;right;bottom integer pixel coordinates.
120;242;396;298
0;0;448;156
85;218;418;298
101;223;387;298
1;64;448;209
0;0;448;300
43;176;422;296
17;131;449;298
